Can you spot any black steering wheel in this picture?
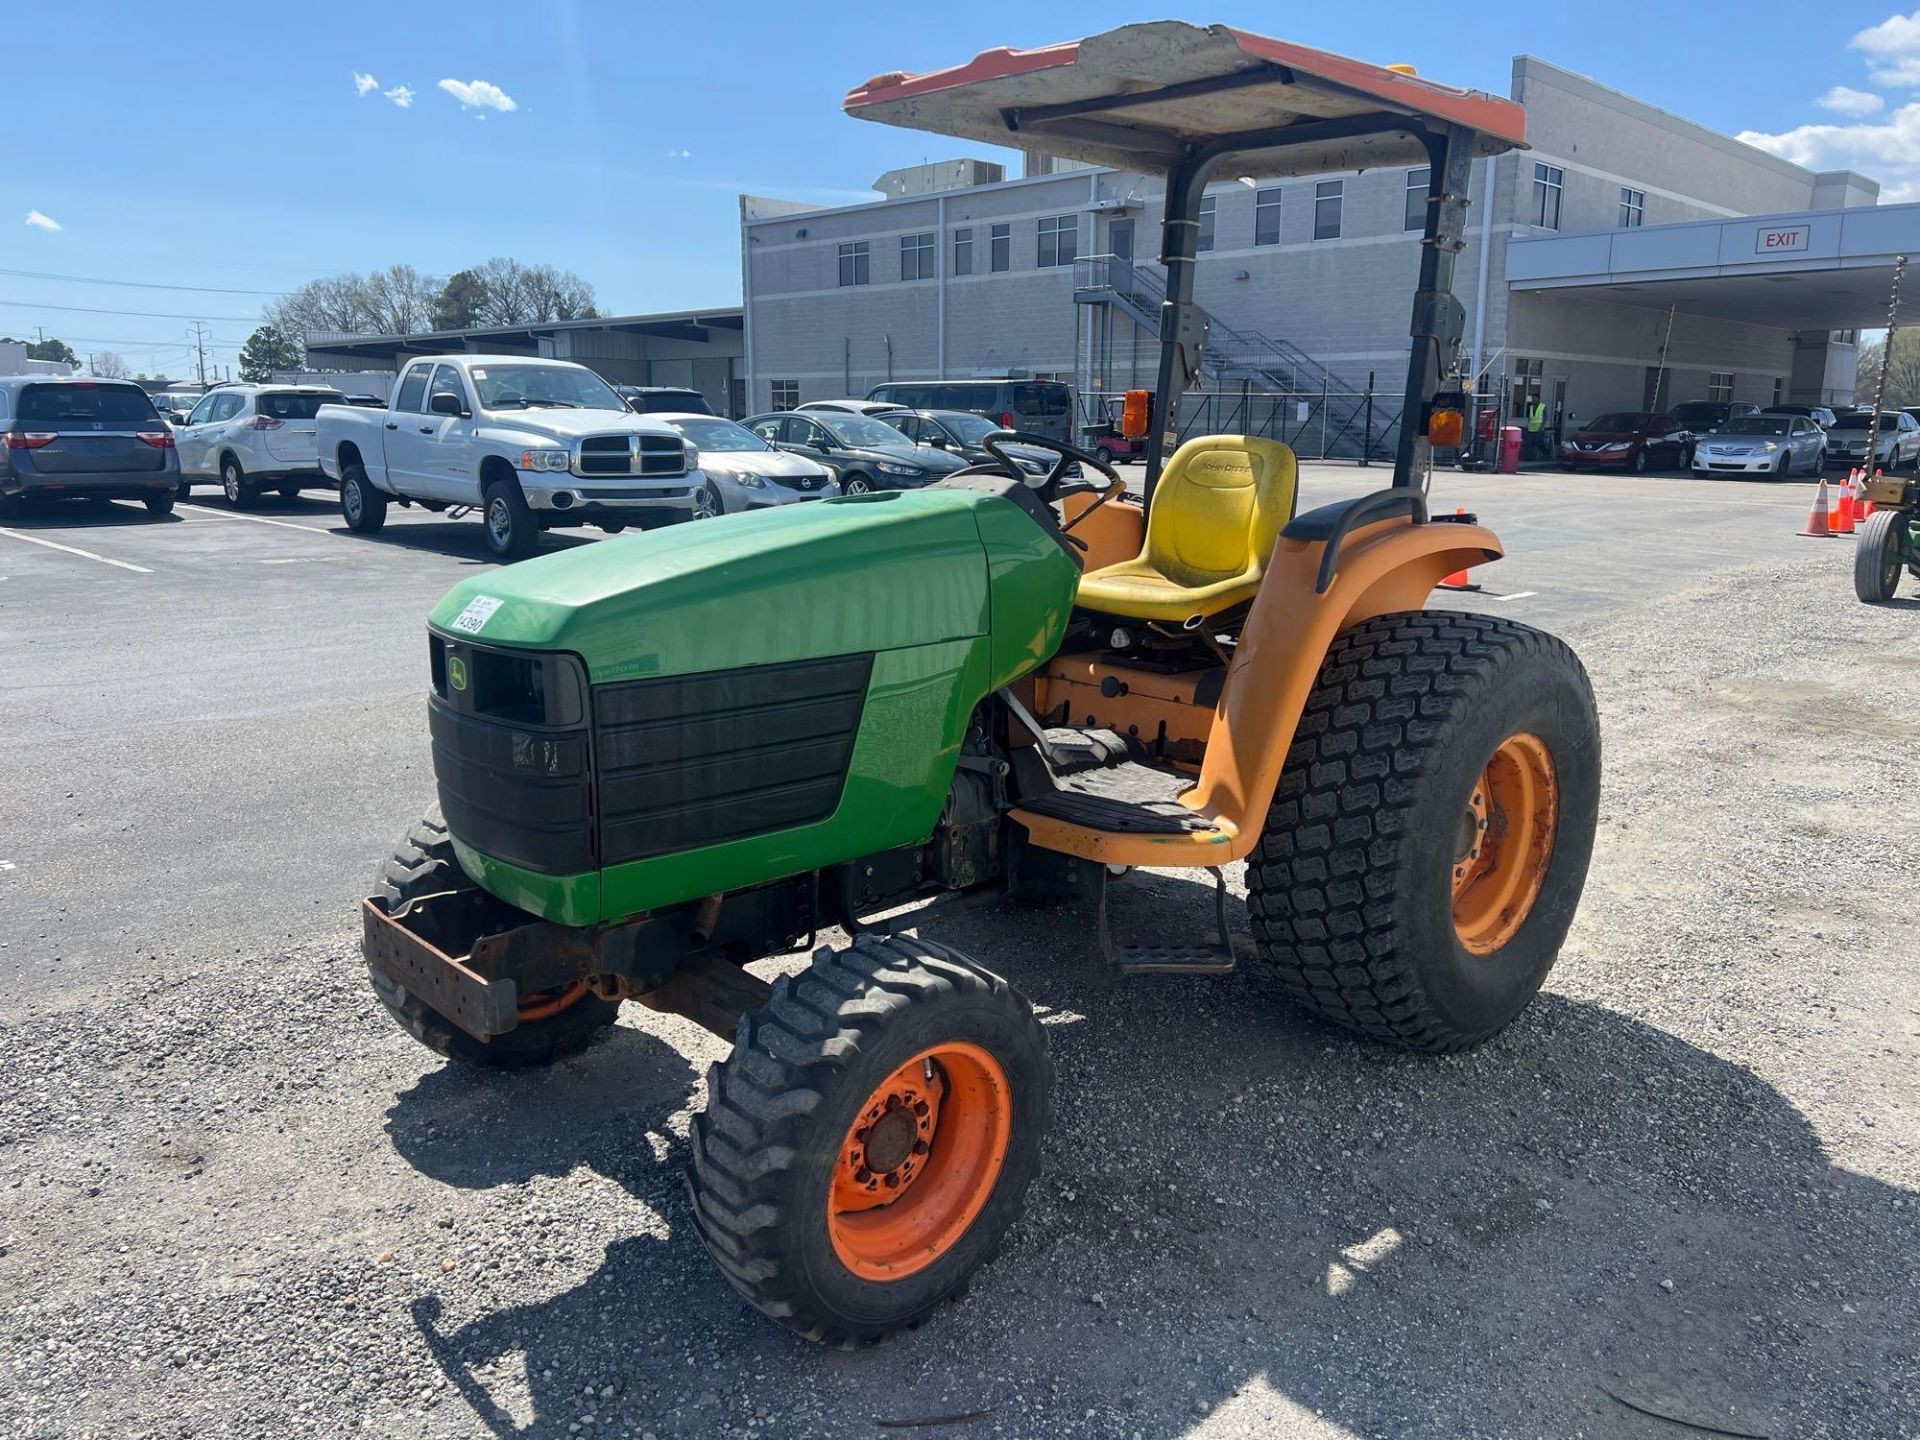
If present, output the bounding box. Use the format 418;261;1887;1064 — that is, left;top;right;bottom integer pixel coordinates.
978;430;1129;534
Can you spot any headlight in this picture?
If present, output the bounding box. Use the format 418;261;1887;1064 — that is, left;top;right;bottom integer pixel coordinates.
735;473;767;488
1761;442;1779;452
1016;457;1046;474
1599;442;1629;452
518;448;571;472
876;461;922;476
682;444;700;469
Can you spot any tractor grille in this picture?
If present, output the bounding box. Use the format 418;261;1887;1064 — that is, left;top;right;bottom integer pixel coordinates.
592;653;873;866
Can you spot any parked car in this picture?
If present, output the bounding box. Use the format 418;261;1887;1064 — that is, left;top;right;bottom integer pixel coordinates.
174;384;344;504
743;410;969;493
652;413;838;512
1557;411;1687;472
153;389;205;421
617;385;715;417
1691;413;1825;477
342;394;388;408
1668;400;1760;463
317;356;706;559
874;407;1073;478
1762;403;1837;432
0;376;180;516
795;400;904;418
864;378;1075;441
1824;410;1920;471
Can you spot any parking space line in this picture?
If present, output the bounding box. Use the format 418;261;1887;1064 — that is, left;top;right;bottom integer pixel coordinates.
1484;590;1538;601
0;527;154;574
178;503;332;533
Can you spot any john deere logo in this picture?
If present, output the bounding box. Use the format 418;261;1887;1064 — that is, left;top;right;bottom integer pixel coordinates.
447;655;468;691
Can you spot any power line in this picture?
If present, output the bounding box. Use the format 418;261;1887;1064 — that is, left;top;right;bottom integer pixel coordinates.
0;266;289;297
0;298;262;323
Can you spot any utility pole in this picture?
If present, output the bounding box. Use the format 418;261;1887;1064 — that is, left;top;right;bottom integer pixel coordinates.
187;322;210;386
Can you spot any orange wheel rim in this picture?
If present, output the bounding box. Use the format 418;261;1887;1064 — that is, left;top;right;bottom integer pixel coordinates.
827;1042;1012;1282
1451;732;1558;955
515;980;590;1023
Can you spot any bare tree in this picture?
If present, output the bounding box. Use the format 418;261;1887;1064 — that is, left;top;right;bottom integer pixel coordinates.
470;257;599;326
264;259;601;341
365;264;441;334
91;350;130;378
1857;333;1920;410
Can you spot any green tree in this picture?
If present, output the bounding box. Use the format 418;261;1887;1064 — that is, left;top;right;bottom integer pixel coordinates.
432;269;487;331
236;324;305;382
2;336;79;369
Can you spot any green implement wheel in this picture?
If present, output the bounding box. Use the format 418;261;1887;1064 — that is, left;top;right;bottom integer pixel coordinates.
1855;509;1910;604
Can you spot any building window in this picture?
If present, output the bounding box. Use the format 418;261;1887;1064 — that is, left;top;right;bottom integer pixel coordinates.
1254;188;1282;246
900;231;935;282
1834;328;1859;344
989;222;1010;272
1619;187;1645;228
1772;376;1785;406
953;227;973;277
1707;371;1735;402
1405;167;1430;232
1313;180;1343;241
1532;163;1563;230
1197;194;1216;252
1037;214;1077;268
770;380;799;411
837;241;869;287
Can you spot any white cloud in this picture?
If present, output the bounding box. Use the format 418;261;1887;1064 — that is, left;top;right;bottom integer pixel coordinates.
666;147;692;159
1818;85;1886;116
353;71;378;96
1854;11;1920;85
1740;104;1920;200
24;210;60;231
384;85;415;108
437;78;517;112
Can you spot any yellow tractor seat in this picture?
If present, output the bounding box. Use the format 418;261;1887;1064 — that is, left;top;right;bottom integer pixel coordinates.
1076;435;1298;623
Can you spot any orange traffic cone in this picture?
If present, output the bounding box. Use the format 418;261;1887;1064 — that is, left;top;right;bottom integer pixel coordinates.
1833;473;1856;534
1439;509;1480;590
1799;476;1833;537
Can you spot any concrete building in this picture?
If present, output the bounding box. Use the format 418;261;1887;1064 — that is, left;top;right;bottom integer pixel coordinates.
303;308;746;416
741;55;1902;450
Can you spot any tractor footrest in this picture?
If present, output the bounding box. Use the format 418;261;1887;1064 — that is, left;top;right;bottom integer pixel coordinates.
1041;726;1132;775
1097;865;1238;976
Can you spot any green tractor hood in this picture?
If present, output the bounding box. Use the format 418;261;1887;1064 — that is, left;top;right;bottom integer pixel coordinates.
428;487;1077;688
423;487;1081;924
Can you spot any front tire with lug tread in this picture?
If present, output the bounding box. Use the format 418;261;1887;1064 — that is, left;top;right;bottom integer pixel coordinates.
688;934;1051;1345
340;463;388;533
1855;509;1909;603
1246;611;1601;1052
482;476;539;560
364;814;620;1068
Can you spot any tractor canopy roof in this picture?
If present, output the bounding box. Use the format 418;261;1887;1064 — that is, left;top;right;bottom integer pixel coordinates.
844;21;1526;178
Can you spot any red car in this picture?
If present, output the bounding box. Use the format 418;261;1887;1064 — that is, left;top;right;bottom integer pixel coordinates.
1558;411;1687;473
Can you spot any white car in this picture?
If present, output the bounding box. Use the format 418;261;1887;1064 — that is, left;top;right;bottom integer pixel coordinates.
653;413;839;512
1691;413;1827;478
175;384;343;505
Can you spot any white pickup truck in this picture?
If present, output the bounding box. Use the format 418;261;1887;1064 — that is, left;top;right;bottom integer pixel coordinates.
315;354;713;559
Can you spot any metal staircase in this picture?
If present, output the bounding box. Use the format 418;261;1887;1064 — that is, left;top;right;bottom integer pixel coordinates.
1074;255;1399;460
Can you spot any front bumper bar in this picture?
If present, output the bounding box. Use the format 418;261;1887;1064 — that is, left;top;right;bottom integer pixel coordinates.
362;898;521;1040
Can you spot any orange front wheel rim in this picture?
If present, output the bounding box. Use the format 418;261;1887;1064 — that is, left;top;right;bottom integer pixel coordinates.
515;980;591;1024
1451;732;1559;955
827;1043;1012;1282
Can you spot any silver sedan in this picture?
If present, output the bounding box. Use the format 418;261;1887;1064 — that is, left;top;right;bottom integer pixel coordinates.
654;413;840;514
1691;414;1826;478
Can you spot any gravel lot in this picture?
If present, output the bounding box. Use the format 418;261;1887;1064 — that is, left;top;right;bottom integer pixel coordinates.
1;468;1916;1438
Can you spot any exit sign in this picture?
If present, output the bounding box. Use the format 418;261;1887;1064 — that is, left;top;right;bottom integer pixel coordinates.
1756;225;1810;254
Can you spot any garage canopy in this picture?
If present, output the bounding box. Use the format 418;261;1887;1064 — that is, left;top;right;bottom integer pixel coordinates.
844;21;1526;178
1508;202;1920;330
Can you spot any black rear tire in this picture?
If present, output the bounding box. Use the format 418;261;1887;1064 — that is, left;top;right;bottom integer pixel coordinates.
1246;612;1601;1052
340;463;388;534
1855;509;1909;604
482;476;539;560
688;935;1051;1345
143;491;175;516
222;455;256;508
364;814;620;1069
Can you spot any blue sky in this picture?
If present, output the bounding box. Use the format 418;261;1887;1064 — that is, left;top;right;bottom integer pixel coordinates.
7;1;1919;380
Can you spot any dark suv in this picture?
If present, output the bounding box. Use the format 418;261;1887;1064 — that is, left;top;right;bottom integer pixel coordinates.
617;385;716;416
0;376;181;517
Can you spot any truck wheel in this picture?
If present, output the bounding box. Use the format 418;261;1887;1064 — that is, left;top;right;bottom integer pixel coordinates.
689;935;1051;1345
1246;612;1600;1052
221;455;257;508
340;464;388;534
364;814;620;1069
1855;510;1909;603
482;477;539;560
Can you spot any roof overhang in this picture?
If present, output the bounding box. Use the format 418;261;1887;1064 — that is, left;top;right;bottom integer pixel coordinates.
845;21;1526;177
